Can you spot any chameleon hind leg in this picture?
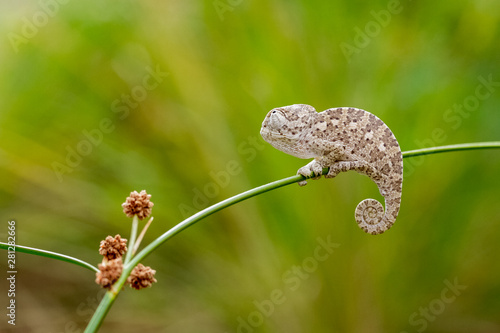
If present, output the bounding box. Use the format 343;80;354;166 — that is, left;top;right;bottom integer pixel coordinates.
296;142;348;186
325;160;379;181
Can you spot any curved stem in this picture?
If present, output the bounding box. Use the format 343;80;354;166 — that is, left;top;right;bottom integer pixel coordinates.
129;142;500;268
403;141;500;158
129;176;299;268
84;140;500;332
3;142;499;276
0;141;497;332
0;242;98;273
84;175;299;332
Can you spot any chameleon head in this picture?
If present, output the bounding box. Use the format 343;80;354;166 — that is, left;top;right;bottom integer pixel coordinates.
260;104;318;158
261;104;316;139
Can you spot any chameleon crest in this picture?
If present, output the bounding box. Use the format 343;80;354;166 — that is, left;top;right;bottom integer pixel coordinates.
261;104;403;235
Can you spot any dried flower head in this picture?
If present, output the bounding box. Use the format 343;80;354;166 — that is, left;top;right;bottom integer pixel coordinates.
96;258;123;289
122;190;154;220
127;264;157;290
99;234;127;260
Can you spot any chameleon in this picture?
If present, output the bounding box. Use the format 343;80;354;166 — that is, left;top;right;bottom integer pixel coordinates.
260;104;403;235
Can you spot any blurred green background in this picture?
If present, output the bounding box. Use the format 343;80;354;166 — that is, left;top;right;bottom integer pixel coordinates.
1;0;499;332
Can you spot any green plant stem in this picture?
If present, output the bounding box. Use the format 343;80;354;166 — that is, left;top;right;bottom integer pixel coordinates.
132;217;154;257
123;215;139;265
85;214;143;332
85;291;116;333
129;142;500;269
84;175;298;332
85;141;500;332
3;142;499;275
403;141;500;158
0;242;98;272
0;142;496;332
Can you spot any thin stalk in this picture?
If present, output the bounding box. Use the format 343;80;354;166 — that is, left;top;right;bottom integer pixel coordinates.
85;141;500;332
131;217;154;257
123;215;139;265
84;175;298;332
3;142;500;274
85;214;141;332
84;290;118;333
403;141;500;158
127;142;500;269
0;242;98;272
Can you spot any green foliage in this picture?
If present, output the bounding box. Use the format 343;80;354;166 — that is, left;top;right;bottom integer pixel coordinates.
0;0;499;332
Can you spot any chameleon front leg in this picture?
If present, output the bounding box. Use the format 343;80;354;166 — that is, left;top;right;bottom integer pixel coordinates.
296;141;347;186
297;159;324;186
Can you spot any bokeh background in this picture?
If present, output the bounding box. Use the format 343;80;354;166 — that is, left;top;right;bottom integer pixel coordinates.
1;0;499;332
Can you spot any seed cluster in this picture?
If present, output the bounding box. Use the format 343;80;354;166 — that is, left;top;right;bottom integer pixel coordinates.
122;190;154;220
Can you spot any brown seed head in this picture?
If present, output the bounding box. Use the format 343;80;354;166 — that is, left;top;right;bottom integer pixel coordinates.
95;258;123;289
122;190;154;220
127;263;157;290
99;234;127;260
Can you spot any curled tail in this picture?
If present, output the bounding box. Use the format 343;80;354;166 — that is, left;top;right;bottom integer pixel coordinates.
354;192;402;235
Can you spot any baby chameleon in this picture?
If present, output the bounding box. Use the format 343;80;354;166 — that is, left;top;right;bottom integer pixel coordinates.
260;104;403;235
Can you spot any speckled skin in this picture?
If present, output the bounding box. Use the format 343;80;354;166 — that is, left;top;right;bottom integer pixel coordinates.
260;104;403;235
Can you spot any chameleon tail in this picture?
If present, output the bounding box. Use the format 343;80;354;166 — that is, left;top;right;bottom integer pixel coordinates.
354;194;401;235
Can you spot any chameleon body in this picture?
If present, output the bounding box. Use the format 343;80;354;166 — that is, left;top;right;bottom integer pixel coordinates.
260;104;403;235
